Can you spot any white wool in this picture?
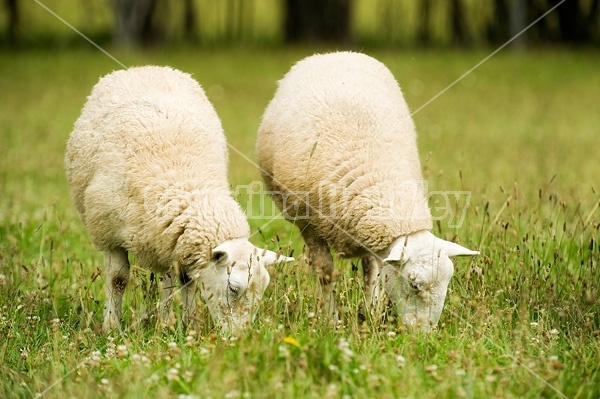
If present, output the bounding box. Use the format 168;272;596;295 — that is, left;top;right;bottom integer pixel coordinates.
66;66;250;275
257;51;432;257
66;66;295;334
257;52;478;331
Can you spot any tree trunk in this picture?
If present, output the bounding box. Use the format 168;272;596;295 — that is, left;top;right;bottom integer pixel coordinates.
554;0;590;42
183;0;197;43
5;0;19;46
418;0;432;45
284;0;352;43
509;0;527;50
112;0;158;47
449;0;470;46
487;0;509;43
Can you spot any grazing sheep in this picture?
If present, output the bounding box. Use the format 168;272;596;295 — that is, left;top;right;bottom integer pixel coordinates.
257;52;478;331
66;66;292;334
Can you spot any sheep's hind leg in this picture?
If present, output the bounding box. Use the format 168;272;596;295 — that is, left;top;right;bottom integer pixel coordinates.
301;225;338;321
103;248;130;332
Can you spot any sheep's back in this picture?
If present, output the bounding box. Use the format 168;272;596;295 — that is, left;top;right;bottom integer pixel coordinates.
257;52;432;255
66;66;231;252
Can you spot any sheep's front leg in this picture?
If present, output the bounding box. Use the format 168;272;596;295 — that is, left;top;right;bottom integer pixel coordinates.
103;248;130;332
301;225;338;321
180;272;197;326
159;270;176;327
362;255;381;307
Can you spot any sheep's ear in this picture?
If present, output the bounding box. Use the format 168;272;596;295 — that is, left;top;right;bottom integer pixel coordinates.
383;239;410;264
212;241;237;265
434;237;479;257
210;249;229;266
257;247;294;265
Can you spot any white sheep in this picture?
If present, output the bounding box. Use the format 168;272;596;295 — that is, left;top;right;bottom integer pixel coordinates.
66;65;292;334
257;52;478;331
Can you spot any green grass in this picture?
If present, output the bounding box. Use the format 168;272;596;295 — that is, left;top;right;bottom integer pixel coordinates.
0;46;598;399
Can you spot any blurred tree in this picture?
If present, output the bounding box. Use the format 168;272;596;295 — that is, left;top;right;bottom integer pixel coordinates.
417;0;432;45
4;0;18;46
284;0;352;43
112;0;158;46
487;0;510;43
183;0;197;43
449;0;470;46
510;0;527;50
553;0;596;43
226;0;252;41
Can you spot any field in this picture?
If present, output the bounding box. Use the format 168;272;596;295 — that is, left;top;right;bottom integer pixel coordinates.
0;45;599;399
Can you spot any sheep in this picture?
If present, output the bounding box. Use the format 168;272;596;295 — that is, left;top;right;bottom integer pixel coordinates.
256;52;478;331
65;65;293;334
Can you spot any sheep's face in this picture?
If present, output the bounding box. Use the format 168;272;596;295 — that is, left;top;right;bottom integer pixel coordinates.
381;231;478;332
197;239;293;334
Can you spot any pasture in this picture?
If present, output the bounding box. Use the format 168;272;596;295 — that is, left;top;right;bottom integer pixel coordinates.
0;46;598;398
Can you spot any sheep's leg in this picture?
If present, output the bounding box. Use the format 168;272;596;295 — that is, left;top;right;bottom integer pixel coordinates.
180;272;197;326
301;225;338;321
103;248;130;332
362;255;382;308
362;254;390;323
159;270;176;327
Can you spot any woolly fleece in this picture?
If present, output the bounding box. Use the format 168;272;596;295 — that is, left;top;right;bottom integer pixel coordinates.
66;66;250;275
257;52;432;256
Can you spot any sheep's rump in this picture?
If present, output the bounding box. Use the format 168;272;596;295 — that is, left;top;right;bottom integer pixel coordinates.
257;52;432;256
66;66;248;268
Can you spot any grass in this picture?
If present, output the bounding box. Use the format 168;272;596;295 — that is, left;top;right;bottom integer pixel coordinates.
0;45;598;399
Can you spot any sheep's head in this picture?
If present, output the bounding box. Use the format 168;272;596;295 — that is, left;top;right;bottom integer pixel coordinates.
381;230;478;332
196;238;293;334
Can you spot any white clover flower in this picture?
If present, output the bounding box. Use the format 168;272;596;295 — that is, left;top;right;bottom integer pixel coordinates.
199;347;211;356
396;355;406;367
424;364;438;374
116;345;128;358
278;345;290;359
167;368;180;381
337;338;354;362
105;347;116;359
325;383;338;399
225;390;240;398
